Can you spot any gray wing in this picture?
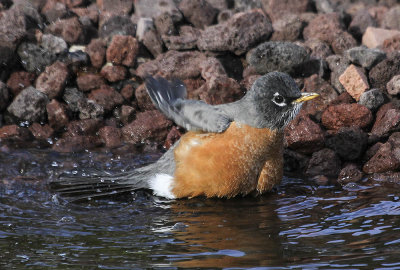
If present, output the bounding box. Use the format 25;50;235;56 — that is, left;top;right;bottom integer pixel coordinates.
146;76;232;133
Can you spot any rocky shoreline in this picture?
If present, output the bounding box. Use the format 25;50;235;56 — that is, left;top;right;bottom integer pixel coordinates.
1;0;400;186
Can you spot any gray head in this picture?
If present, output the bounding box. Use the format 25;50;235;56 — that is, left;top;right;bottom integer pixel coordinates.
240;72;318;130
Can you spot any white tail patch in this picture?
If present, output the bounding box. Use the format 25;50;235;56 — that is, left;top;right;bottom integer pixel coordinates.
149;174;175;199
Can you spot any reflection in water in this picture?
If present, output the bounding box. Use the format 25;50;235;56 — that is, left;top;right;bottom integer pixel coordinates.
1;148;400;269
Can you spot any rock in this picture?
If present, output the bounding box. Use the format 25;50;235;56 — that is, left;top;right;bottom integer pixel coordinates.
100;65;127;82
77;99;104;120
41;0;68;23
262;0;312;22
387;75;400;96
339;64;369;101
371;106;400;138
142;28;164;57
53;135;102;152
284;113;324;154
0;124;30;140
99;15;136;41
330;92;354;105
135;83;156;111
17;42;56;74
326;127;368;160
331;31;359;55
71;6;99;24
369;52;400;89
133;0;182;23
7;86;49;123
283;149;309;173
63;50;90;74
76;74;105;92
117;105;135;125
35;61;69;99
136;17;155;42
382;34;400;53
66;119;102;137
326;55;350;93
304;39;333;59
370;172;400;184
292;58;328;78
122;110;172;144
358;89;385;112
63;87;85;112
348;9;377;40
362;27;400;48
195;75;243;105
306;148;341;178
86;39;106;69
88;85;124;112
40;34;68;55
0;82;10;112
6;71;35;96
154;12;176;37
270;14;304;42
179;0;218;29
96;0;133;15
363;141;400;174
321;103;373;131
46;16;83;44
217;9;233;23
106;35;139;67
98;126;122;148
337;164;363;185
163;26;200;50
382;6;400;30
344;46;386;70
246;41;309;75
197;9;273;55
120;83;136;102
46;99;69;131
164;126;182;149
28;123;54;140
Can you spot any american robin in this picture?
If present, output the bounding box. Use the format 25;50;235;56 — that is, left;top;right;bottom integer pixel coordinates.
52;72;318;201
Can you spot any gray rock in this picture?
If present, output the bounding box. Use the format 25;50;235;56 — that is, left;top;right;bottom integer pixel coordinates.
163;26;200;50
0;81;10;112
387;75;400;96
348;9;377;40
382;6;400;30
326;127;368;161
99;16;136;42
344;46;386;70
40;34;68;55
247;41;309;74
78;99;104;120
179;0;218;29
7;86;49;122
11;0;43;30
326;54;350;93
63;87;85;112
133;0;182;23
17;42;56;74
233;0;262;11
292;58;328;78
358;89;385;111
306;148;341;178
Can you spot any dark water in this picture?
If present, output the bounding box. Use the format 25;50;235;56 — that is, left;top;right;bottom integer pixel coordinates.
1;147;400;269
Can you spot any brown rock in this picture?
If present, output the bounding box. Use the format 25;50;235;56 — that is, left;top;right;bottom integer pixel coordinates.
338;164;363;185
382;34;400;53
0;125;29;140
284;112;324;154
195;75;243;105
154;12;177;36
348;9;377;40
163;26;200;50
119;105;136;125
53;135;102;152
88;85;124;112
66;119;102;137
371;107;400;138
164;126;182;149
6;71;35;96
362;27;400;48
35;61;69;99
182;78;206;99
106;35;139;67
270;13;304;42
369;52;400;89
142;28;164;57
98;126;122;148
46;16;83;44
122;110;172;144
71;7;99;24
28;123;54;140
100;65;127;82
133;0;182;23
96;0;133;15
179;0;218;29
46;99;69;131
76;73;105;92
321;104;373;131
283;149;310;173
306;148;341;178
120;83;135;101
338;64;369;101
363;142;400;174
0;82;10;112
382;6;400;30
41;0;68;23
262;0;311;22
86;39;106;69
387;75;400;96
330;92;354;105
325;127;368;161
241;75;261;92
135;83;156;111
368;6;388;26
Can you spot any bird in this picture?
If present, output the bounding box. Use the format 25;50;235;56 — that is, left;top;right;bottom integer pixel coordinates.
50;72;318;201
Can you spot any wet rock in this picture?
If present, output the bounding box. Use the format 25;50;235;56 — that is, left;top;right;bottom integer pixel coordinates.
283;149;309;173
262;0;312;22
363;141;400;174
326;55;350;93
154;12;176;37
382;6;400;30
164;126;182;149
106;35;139;67
369;52;400;89
28;123;54;140
326;127;368;160
35;61;69;99
17;42;56;74
135;83;156;111
77;99;104;120
142;28;164;57
40;34;68;55
344;46;386;70
88;85;124;112
348;9;377;40
306;148;341;178
197;9;273;55
362;27;400;48
46;16;83;44
66;119;102;137
179;0;218;29
163;26;200;50
339;64;369;101
321;103;373;131
370;172;400;184
122;110;172;144
304;39;333;59
133;0;182;23
99;15;136;41
98;126;122;148
284;113;324;154
100;65;127;82
0;82;10;112
382;34;400;53
76;74;105;93
337;164;363;185
364;142;383;162
7;86;49;123
371;106;400;138
358;89;385;112
270;14;305;42
46;99;69;131
86;39;106;69
63;87;85;112
53;135;102;152
387;75;400;96
97;0;133;15
247;41;309;75
0;124;30;140
6;71;35;96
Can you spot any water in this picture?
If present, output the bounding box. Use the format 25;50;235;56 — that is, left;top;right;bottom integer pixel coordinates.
1;147;400;269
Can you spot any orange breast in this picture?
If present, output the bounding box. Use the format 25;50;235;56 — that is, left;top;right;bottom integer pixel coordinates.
172;122;283;198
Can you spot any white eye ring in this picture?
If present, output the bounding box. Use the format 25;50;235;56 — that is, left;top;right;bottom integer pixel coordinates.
272;92;287;107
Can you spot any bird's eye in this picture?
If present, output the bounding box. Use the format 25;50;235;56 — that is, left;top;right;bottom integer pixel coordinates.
272;93;286;106
274;95;284;103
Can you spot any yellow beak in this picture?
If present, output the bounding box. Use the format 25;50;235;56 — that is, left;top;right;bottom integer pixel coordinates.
293;92;319;104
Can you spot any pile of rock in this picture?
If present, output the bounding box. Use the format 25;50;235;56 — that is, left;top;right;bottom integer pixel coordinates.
1;0;400;184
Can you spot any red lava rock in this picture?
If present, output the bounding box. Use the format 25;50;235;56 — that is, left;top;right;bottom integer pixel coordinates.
0;82;10;112
163;26;200;50
53;135;102;152
0;125;29;140
88;85;124;112
325;127;368;161
120;83;135;101
371;106;400;138
382;6;400;30
46;16;83;44
135;83;156;111
154;12;177;36
66;119;102;137
6;71;35;96
133;0;182;23
364;142;383;162
142;28;164;57
284;112;324;154
330;92;354;105
179;0;218;29
41;0;68;23
122;110;172;145
164;126;182;149
96;0;133;15
35;61;69;99
338;164;363;185
86;38;107;69
60;0;86;8
106;35;139;67
28;123;54;140
338;64;369;101
46;99;69;131
283;149;310;173
363;142;400;174
306;148;341;178
182;78;206;99
382;34;400;53
387;75;400;96
262;0;311;22
368;6;388;26
197;9;273;55
71;7;99;24
270;14;305;42
362;27;400;48
241;75;261;91
119;105;136;125
76;73;105;92
100;65;127;82
195;75;243;105
321;104;373;131
98;126;122;148
304;39;333;59
348;9;377;40
369;52;400;89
